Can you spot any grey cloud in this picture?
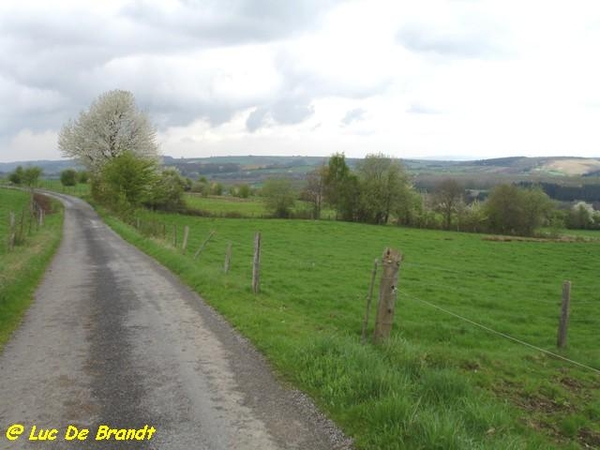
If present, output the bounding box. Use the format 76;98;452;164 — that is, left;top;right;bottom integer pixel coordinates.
121;0;340;46
246;107;269;132
0;0;341;142
244;99;314;132
271;98;314;125
341;108;366;125
407;104;441;115
398;27;498;58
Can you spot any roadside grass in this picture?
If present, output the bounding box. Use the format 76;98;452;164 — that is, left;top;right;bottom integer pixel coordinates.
96;207;600;449
0;188;63;351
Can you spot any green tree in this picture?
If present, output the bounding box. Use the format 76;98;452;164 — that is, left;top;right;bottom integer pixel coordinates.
60;169;78;187
485;184;553;236
323;153;360;221
146;168;186;212
94;151;157;215
78;171;89;184
235;184;251;199
8;166;24;184
356;154;410;225
209;182;223;196
262;178;296;218
21;167;43;188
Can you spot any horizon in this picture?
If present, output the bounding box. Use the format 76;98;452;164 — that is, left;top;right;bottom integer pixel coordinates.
2;153;600;167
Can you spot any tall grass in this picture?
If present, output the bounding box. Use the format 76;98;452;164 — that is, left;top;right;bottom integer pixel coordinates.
0;188;63;350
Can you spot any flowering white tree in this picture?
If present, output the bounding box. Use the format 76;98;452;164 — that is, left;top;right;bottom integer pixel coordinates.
58;90;159;173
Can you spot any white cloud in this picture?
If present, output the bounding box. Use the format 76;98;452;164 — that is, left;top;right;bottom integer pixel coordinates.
2;0;600;162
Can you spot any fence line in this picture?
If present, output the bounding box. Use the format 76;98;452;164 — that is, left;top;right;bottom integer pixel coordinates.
398;291;600;376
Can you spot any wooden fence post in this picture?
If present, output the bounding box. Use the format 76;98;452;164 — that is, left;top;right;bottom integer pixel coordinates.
172;224;177;247
8;211;15;251
193;231;215;260
557;281;571;349
252;232;261;294
373;248;402;343
361;259;379;343
182;226;190;251
38;207;44;227
224;242;232;274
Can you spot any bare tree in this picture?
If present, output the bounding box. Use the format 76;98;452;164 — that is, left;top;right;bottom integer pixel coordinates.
433;178;464;230
59;90;159;173
303;165;327;219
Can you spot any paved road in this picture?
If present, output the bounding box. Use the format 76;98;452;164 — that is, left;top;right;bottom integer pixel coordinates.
0;193;351;449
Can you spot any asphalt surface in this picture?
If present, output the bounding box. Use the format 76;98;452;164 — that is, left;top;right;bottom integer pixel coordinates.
0;193;352;450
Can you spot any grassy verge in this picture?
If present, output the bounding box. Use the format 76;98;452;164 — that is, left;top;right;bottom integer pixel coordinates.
0;188;64;351
93;205;600;449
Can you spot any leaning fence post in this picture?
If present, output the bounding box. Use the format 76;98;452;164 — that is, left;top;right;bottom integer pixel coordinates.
557;281;571;349
361;259;379;343
194;231;215;260
373;248;402;343
252;232;261;294
182;225;190;251
224;242;232;274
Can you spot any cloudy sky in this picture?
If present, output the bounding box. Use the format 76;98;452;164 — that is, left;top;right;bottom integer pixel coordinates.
1;0;600;163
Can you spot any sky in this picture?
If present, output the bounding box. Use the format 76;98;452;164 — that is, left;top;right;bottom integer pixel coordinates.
1;0;600;163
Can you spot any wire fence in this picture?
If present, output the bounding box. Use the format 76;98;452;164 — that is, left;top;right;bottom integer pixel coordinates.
124;212;599;377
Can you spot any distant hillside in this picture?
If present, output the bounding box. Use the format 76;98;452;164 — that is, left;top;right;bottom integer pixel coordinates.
2;155;600;183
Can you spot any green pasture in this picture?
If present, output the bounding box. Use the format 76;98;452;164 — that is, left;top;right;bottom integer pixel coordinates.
0;188;63;350
184;193;337;219
100;207;600;449
37;178;90;196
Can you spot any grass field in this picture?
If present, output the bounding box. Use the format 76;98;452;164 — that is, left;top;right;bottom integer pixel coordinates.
184;193;337;219
37;178;90;196
95;205;600;449
0;188;63;351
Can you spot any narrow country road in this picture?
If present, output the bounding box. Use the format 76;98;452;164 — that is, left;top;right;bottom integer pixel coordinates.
0;193;351;450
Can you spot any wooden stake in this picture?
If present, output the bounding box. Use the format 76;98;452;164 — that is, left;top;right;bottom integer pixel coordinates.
224;242;232;274
194;231;215;260
182;225;190;251
8;211;15;251
361;259;379;343
172;224;177;247
373;248;402;343
252;232;261;294
557;281;571;349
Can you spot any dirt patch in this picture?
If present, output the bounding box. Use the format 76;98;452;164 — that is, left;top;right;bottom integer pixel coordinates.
578;428;600;448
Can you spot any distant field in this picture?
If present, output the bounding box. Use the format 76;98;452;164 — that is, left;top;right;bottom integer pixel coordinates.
0;188;63;350
101;207;600;449
184;193;337;219
38;179;90;196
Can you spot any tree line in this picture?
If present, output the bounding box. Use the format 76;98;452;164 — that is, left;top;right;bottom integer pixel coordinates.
263;153;600;236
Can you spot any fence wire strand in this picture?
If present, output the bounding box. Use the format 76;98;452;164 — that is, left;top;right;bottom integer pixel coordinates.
398;290;600;376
